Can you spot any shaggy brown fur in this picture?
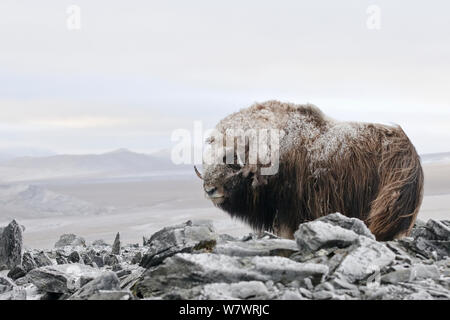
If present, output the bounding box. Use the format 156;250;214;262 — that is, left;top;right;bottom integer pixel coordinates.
201;101;424;241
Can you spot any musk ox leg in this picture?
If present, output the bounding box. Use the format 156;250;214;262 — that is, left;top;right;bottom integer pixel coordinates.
272;211;295;239
366;129;424;241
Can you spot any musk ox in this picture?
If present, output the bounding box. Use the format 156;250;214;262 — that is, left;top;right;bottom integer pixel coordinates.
196;100;424;241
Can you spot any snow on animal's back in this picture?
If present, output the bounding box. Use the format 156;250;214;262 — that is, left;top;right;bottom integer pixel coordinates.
216;100;372;164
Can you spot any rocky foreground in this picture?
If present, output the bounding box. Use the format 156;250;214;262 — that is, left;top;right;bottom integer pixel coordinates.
0;213;449;300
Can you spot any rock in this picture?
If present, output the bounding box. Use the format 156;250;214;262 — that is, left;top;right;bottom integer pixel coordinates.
333;236;396;283
54;234;86;248
27;263;103;294
425;220;450;241
84;290;133;300
317;213;375;240
213;239;298;258
295;221;360;254
0;287;26;300
398;237;450;260
120;267;145;290
407;290;434;300
80;253;93;266
34;251;53;267
131;252;142;265
7;265;27;280
140;220;217;268
69;271;120;300
200;281;272;300
92;239;108;247
312;290;334;300
381;268;412;284
116;269;131;278
412;264;441;280
112;233;121;255
22;252;37;272
104;254;119;266
132;253;328;298
0;276;15;294
68;251;82;264
55;252;68;265
91;254;104;268
112;264;122;272
0;220;23;269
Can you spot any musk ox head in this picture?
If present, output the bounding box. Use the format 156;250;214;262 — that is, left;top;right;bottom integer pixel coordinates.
194;100;312;232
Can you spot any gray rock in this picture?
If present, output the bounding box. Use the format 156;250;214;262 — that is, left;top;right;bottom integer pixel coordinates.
55;252;68;265
312;290;334;300
0;276;15;294
27;263;103;294
426;220;450;241
381;268;412;284
131;252;142;265
317;213;375;240
91;254;104;268
22;252;37;272
112;264;122;272
140;220;217;268
0;220;23;269
7;265;27;280
92;239;109;247
0;287;26;300
295;220;360;254
104;254;119;266
120;266;145;290
34;251;53;267
132;253;328;298
80;253;92;266
412;264;440;280
54;234;86;248
112;233;121;255
399;237;450;260
84;290;133;300
200;281;273;300
92;239;108;247
69;271;120;300
334;236;396;283
116;269;131;278
213;239;298;258
68;251;82;264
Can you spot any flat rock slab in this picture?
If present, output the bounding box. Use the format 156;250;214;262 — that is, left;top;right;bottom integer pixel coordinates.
27;263;104;294
213;239;298;257
295;221;361;254
334;236;396;283
140;220;217;268
132;253;328;298
69;271;121;300
316;213;375;240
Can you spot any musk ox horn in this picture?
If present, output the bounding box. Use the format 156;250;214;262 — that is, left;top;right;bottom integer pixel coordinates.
194;166;203;180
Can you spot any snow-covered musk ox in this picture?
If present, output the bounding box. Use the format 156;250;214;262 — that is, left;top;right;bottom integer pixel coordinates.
196;100;424;241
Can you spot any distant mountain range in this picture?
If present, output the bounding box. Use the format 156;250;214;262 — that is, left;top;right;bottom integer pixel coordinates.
0;147;446;183
420;152;450;164
0;148;191;183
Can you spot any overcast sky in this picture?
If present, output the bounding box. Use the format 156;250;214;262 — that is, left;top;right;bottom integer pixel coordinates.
0;1;449;155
